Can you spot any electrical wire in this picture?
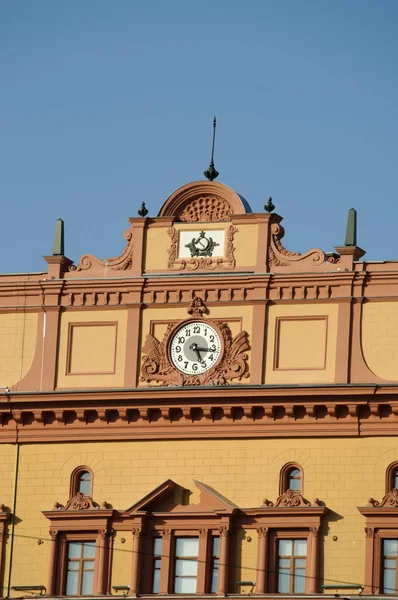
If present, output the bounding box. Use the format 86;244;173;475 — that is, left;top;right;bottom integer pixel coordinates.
0;531;383;595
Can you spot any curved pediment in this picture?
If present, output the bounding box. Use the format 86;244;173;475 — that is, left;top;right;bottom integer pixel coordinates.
158;181;252;222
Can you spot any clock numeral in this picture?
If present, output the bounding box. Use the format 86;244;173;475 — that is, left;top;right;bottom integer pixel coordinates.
178;336;185;344
177;355;183;362
209;335;215;342
209;354;214;361
175;345;181;352
201;362;207;369
184;361;189;369
192;363;198;371
185;329;191;337
204;328;207;336
209;345;216;352
193;326;200;334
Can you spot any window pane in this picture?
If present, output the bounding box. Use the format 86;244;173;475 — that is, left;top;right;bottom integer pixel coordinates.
384;539;398;556
153;569;160;594
294;571;306;593
394;471;398;489
68;562;79;571
68;542;82;559
79;472;91;495
66;570;78;595
175;537;199;557
83;542;96;559
154;538;162;556
295;558;307;568
278;570;290;593
384;566;396;594
175;577;197;593
289;477;301;490
279;558;290;568
279;539;292;556
212;537;220;556
82;570;94;595
211;558;219;593
175;558;198;576
294;539;307;555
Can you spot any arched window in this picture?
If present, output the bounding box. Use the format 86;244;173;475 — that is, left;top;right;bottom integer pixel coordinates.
386;462;398;493
280;463;303;495
70;466;93;498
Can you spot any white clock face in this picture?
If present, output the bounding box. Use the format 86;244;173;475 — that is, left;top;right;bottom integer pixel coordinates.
170;321;222;375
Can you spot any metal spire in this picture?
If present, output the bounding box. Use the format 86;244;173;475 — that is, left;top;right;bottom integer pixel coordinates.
204;116;219;181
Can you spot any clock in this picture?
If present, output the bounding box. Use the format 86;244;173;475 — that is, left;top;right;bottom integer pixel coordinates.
169;320;222;375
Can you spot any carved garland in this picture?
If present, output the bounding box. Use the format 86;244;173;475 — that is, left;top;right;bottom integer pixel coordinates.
167;225;238;271
140;298;250;387
268;222;340;269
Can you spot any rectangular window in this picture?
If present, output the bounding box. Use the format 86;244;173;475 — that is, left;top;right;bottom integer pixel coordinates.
152;538;162;594
383;539;398;594
211;537;220;593
65;541;96;596
278;539;307;594
174;537;199;593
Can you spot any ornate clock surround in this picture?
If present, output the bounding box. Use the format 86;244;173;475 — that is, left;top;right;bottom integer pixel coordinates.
140;297;250;387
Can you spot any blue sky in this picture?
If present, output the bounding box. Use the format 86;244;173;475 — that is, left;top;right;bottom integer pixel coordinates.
1;0;397;272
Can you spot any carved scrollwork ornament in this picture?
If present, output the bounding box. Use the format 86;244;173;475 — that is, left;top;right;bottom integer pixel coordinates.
219;525;229;537
262;490;312;508
97;528;108;540
160;529;171;540
140;305;250;386
199;529;209;539
365;527;375;538
63;492;96;511
132;527;142;538
256;527;269;538
367;489;398;507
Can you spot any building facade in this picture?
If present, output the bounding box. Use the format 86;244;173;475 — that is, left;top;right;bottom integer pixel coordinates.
1;179;398;598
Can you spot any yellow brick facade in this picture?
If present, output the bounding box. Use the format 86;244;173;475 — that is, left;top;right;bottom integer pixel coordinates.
3;437;397;591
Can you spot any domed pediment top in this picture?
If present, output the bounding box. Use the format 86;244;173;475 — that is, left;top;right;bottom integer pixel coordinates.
158;180;252;222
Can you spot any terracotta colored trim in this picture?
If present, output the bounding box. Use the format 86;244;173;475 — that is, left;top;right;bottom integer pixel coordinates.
279;462;304;496
334;300;351;383
66;322;118;376
69;465;94;498
385;461;398;493
12;311;44;392
130;525;143;595
157;181;248;219
217;523;230;595
254;214;273;273
159;530;172;594
129;218;147;276
268;528;315;593
124;305;142;388
255;527;268;593
41;307;62;391
273;316;328;371
250;303;267;384
349;299;387;384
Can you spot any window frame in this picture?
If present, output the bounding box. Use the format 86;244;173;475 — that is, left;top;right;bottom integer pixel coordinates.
70;466;94;498
386;462;398;493
58;533;99;596
269;530;312;594
358;494;398;594
173;536;200;594
279;462;304;495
